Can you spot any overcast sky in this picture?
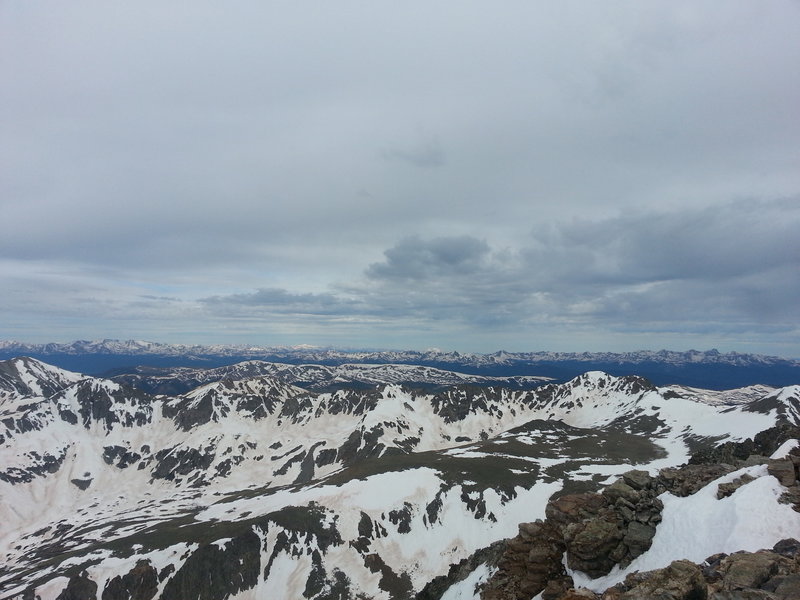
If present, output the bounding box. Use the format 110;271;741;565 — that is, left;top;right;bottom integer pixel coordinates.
1;1;799;356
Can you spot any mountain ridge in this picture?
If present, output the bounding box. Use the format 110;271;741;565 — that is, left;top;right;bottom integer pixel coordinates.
2;339;799;389
1;356;799;599
2;339;797;365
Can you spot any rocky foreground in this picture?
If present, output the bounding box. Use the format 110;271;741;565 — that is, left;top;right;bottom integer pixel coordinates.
422;424;800;600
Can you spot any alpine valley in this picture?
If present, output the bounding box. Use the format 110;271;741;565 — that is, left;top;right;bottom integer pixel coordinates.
1;347;800;600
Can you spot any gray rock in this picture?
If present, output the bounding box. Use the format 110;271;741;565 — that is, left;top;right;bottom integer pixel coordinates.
567;517;624;577
659;463;736;497
767;460;797;487
604;480;640;505
772;538;800;557
623;521;657;558
710;591;780;599
740;455;771;467
720;552;789;591
718;474;756;499
772;574;800;599
618;505;635;522
622;469;652;491
618;559;707;600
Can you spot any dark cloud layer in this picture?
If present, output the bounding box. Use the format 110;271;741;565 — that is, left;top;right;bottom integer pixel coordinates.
1;2;798;354
202;288;362;316
366;236;490;280
195;199;799;348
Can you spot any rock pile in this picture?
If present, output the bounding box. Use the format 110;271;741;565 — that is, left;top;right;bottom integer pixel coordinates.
588;539;800;600
481;520;567;600
479;425;800;600
482;469;663;600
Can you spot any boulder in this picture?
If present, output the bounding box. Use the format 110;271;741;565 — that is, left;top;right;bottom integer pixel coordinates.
767;459;797;487
621;469;652;491
567;517;624;577
616;559;707;600
547;493;608;526
717;474;756;499
718;551;791;591
483;520;568;600
772;538;800;557
603;480;640;505
622;521;656;559
762;574;800;599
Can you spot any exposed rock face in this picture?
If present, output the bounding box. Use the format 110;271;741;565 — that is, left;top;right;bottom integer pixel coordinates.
102;561;158;600
689;424;800;467
602;559;707;600
768;458;798;488
484;540;800;600
160;530;261;600
482;521;568;600
55;572;97;600
417;541;507;600
554;470;663;577
657;463;739;497
481;470;663;599
597;541;800;600
479;428;800;600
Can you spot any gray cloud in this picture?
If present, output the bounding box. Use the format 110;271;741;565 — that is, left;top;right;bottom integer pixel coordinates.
4;196;798;352
521;198;800;287
381;138;446;168
201;288;361;317
366;236;490;280
348;199;800;334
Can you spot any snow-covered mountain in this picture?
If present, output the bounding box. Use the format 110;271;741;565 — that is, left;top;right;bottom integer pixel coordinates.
1;340;796;367
0;357;798;599
107;361;552;395
2;339;799;388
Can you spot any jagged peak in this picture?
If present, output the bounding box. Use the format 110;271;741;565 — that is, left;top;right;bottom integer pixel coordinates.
559;370;654;394
0;356;85;400
182;373;306;400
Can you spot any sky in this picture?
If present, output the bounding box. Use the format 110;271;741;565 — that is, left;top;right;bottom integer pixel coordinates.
1;1;799;356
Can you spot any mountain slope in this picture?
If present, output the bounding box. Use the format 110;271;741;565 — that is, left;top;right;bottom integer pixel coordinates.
108;360;552;395
0;358;798;599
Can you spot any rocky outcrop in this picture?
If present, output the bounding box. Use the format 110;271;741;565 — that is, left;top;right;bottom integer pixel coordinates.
689;424;800;467
481;469;663;599
602;559;707;600
657;463;740;497
592;539;800;600
548;470;663;577
55;572;97;600
481;539;800;600
160;530;261;600
418;541;507;600
480;433;800;600
482;521;568;600
102;561;158;600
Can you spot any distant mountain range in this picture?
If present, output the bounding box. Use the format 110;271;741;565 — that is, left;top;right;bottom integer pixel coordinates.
1;339;799;389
